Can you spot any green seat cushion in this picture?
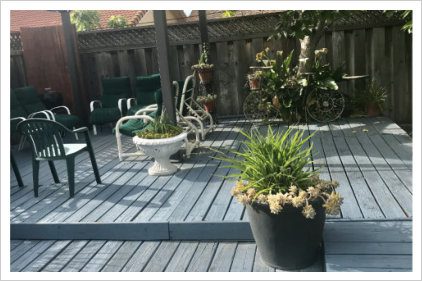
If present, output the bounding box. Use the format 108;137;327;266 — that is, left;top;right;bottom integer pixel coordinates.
90;107;121;125
14;86;46;114
54;114;81;129
118;118;148;137
134;74;161;106
101;76;131;108
11;89;28;119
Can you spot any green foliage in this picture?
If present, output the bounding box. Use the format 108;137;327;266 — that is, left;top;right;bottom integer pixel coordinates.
192;43;213;70
136;116;183;139
308;48;344;91
216;126;317;194
353;79;387;112
222;10;236;17
107;15;128;29
384;10;412;34
270;10;345;40
70;10;100;32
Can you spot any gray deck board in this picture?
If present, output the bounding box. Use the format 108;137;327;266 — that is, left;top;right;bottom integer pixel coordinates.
22;240;71;272
42;240;88;272
208;242;238;272
164;241;199;272
143;241;180;272
11;240;56;272
101;241;142;272
61;240;107;271
324;220;412;272
230;243;256;272
80;241;123;272
121;241;160;272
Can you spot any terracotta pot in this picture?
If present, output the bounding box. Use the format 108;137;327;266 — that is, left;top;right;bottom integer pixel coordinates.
367;103;380;117
248;76;261;90
197;68;213;84
203;100;215;113
246;199;325;270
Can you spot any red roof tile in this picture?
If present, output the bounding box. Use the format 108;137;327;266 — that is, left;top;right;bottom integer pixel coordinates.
10;10;145;32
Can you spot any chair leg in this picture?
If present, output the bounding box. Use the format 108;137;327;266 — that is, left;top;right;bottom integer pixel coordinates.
115;128;124;161
32;159;40;197
48;160;60;183
73;127;79;140
66;157;75;198
93;124;98;136
11;154;24;187
18;136;26;151
88;148;101;184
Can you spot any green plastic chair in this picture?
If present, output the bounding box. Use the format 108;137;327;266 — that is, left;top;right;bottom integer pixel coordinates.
90;76;131;135
17;118;101;197
13;86;81;130
127;73;161;116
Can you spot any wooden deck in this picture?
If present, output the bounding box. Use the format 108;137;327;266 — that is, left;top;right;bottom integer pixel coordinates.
9;117;413;272
11;117;412;231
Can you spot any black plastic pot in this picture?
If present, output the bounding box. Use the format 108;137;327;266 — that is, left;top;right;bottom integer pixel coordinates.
245;199;325;270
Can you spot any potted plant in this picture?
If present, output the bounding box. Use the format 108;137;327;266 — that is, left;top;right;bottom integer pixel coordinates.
133;116;187;176
247;71;263;90
196;94;217;113
364;79;387;117
192;43;214;84
217;127;343;270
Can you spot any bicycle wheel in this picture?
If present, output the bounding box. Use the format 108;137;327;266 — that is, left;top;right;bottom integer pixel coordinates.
243;92;270;122
306;89;345;122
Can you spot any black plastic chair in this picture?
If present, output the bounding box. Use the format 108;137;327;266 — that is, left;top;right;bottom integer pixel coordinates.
17;119;101;197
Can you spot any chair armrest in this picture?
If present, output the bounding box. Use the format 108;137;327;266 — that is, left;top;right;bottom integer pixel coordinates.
11;117;26;123
127;98;136;110
28;110;55;120
50;105;71;115
118;98;127;116
72;127;89;134
134;105;157;116
90;100;102;112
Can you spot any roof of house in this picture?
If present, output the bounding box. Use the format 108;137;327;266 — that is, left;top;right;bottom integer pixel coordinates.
10;10;145;32
10;10;276;32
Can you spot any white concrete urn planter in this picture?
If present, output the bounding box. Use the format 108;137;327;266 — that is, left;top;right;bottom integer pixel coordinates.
133;132;187;176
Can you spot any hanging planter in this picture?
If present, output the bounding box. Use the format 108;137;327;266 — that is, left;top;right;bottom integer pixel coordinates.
195;66;214;84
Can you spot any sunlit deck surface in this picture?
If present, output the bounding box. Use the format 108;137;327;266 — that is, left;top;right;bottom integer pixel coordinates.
10;117;412;272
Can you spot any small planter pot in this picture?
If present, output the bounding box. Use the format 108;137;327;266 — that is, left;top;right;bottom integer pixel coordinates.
248;76;261;90
245;199;326;270
133;132;187;176
197;68;213;84
367;103;381;117
203;100;216;113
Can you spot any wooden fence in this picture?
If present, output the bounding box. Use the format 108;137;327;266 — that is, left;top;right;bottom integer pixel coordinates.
78;26;412;124
11;17;412;124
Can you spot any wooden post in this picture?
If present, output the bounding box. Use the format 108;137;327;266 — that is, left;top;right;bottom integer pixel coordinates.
198;10;209;44
153;10;176;124
60;11;83;118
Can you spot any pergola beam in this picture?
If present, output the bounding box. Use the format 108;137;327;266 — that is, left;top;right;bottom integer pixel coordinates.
153;10;176;124
60;11;83;118
198;10;209;44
